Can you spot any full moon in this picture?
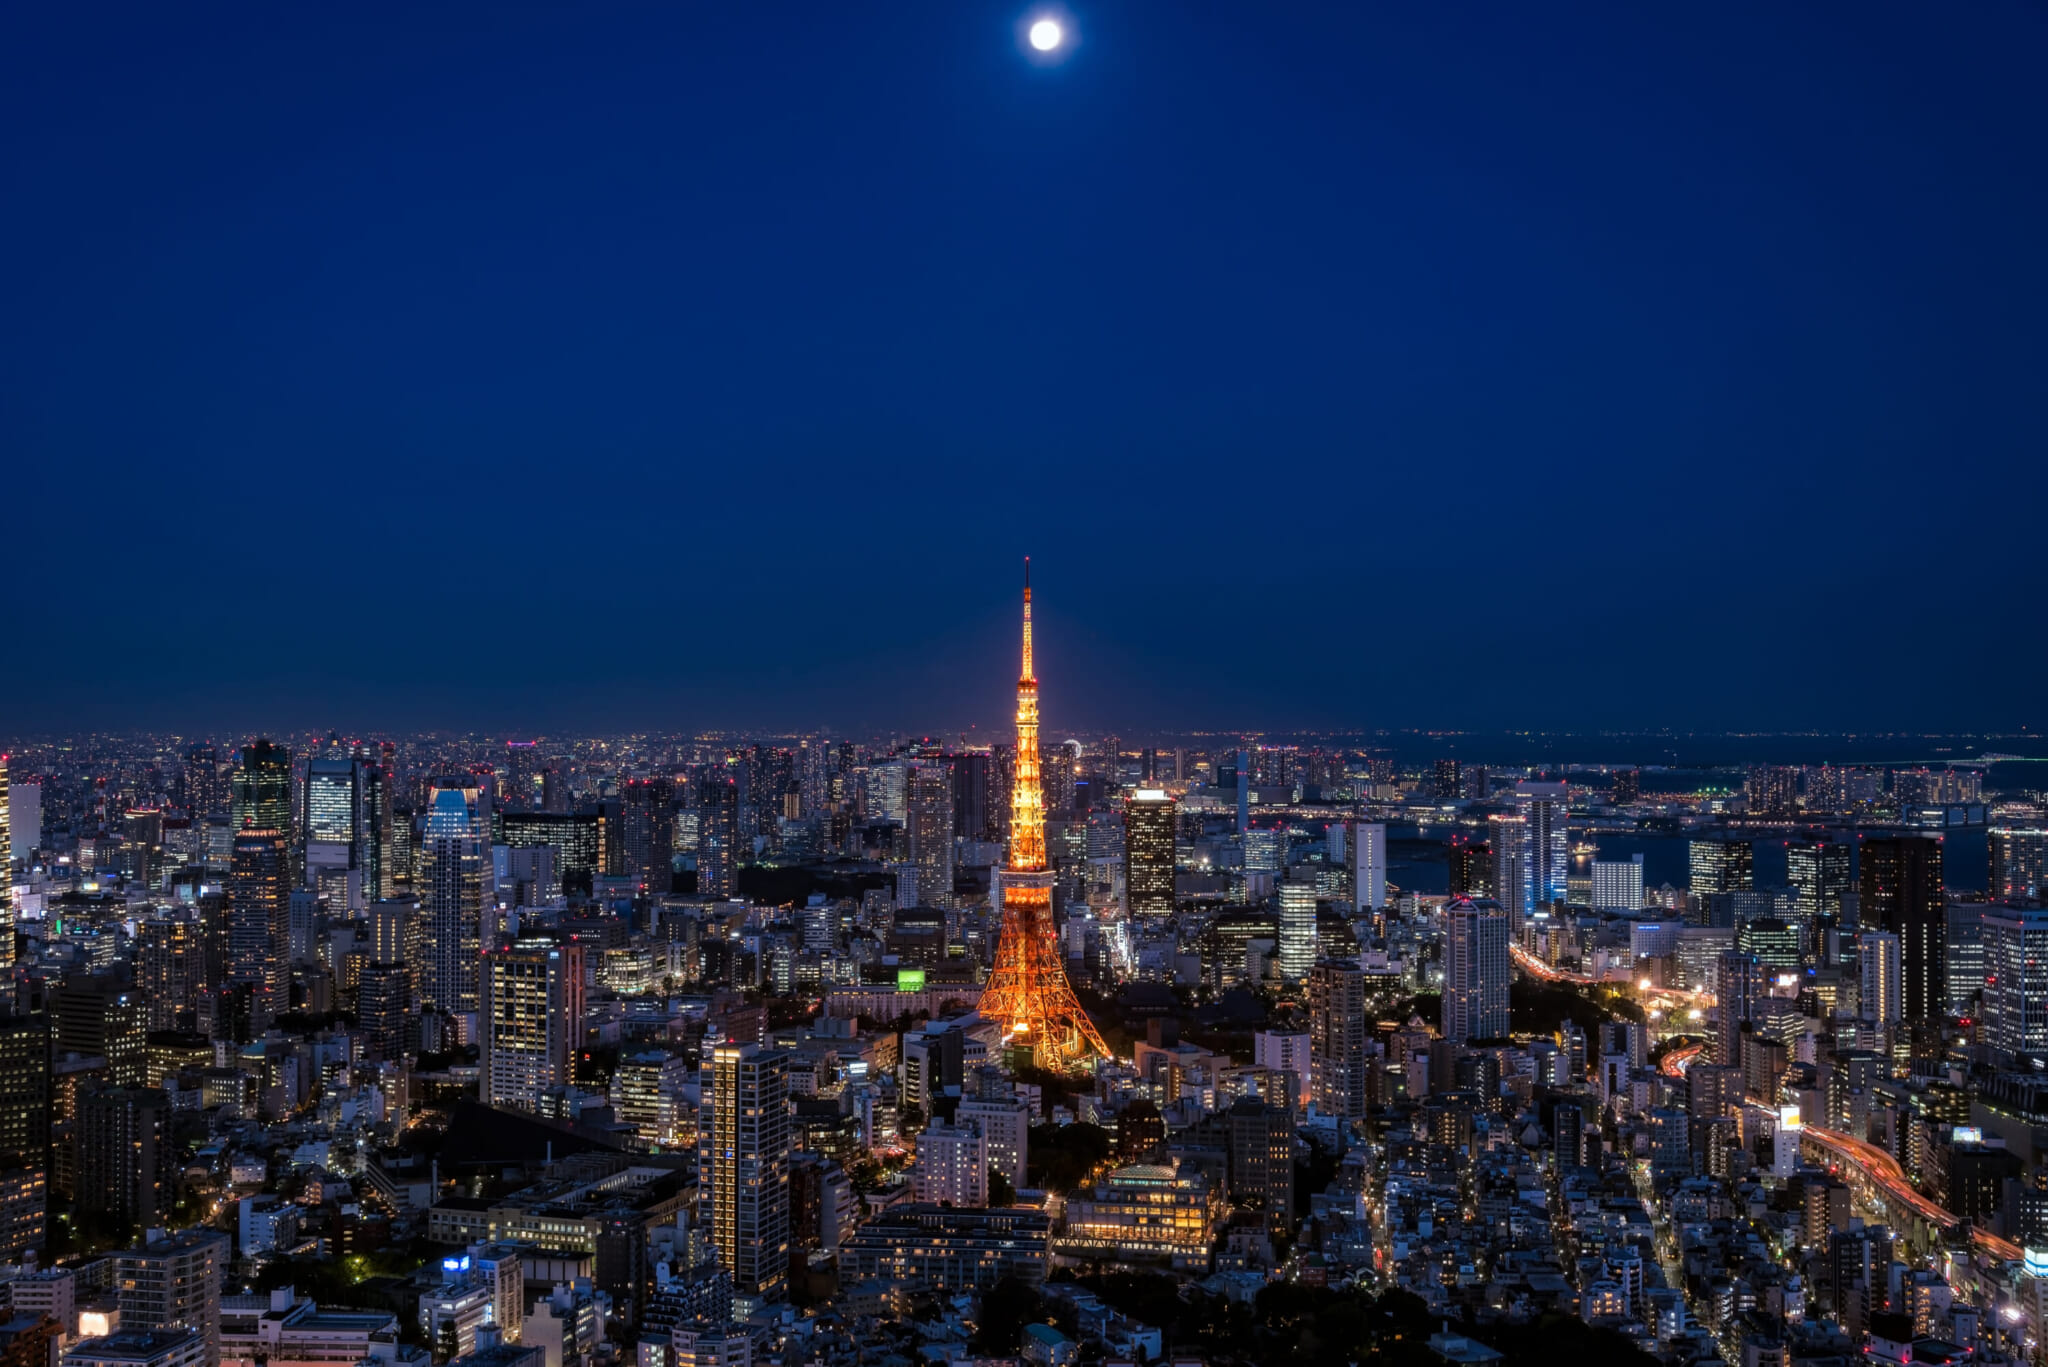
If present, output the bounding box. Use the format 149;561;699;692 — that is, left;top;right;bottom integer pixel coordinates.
1029;19;1062;51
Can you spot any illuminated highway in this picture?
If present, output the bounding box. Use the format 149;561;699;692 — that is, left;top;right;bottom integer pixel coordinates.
1657;1041;1706;1077
1802;1124;2022;1263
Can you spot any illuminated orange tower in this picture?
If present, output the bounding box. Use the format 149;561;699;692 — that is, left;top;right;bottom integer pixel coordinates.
979;561;1111;1071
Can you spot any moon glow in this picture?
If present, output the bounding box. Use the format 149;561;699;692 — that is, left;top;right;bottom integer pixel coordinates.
1029;19;1063;51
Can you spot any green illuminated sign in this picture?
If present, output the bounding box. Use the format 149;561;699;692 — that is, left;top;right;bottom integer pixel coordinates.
896;968;926;993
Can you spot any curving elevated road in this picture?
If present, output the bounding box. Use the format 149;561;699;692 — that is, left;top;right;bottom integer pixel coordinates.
1802;1123;2021;1263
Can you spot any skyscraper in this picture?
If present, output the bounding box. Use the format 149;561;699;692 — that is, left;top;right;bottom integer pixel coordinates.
1431;759;1461;801
480;943;587;1110
115;1229;229;1367
977;566;1110;1070
1442;897;1509;1043
229;739;291;834
696;772;740;899
1277;880;1317;981
1984;906;2048;1064
1124;789;1176;917
1856;930;1902;1027
302;750;358;906
79;1088;175;1232
906;760;955;909
1689;838;1755;899
1788;839;1852;922
1860;837;1944;1024
1486;814;1526;926
225;831;288;1018
420;788;487;1015
1351;820;1386;913
1308;959;1368;1120
620;777;676;894
1513;781;1568;912
1989;819;2048;902
1715;949;1764;1066
701;1043;790;1306
0;753;11;968
1447;838;1490;898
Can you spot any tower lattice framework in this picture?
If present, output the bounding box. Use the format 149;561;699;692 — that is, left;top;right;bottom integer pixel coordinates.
979;562;1111;1072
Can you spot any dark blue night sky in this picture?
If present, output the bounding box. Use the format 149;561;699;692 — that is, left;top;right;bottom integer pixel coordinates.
5;3;2043;735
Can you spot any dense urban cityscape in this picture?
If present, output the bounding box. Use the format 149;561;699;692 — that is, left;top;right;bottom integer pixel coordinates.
0;574;2042;1367
7;3;2042;1367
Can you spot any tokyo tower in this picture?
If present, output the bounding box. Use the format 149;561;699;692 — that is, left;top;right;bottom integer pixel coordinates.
978;561;1112;1072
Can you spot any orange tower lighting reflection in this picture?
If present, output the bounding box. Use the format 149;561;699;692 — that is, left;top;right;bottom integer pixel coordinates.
977;561;1111;1072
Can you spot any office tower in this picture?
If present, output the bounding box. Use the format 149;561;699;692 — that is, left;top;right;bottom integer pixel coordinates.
696;773;740;899
701;1043;790;1305
620;777;676;893
79;1088;175;1232
1590;855;1644;912
356;755;389;909
229;739;291;834
1715;950;1764;1066
1447;840;1490;898
1736;916;1800;970
1429;759;1461;801
1277;881;1317;981
180;744;226;816
1442;897;1509;1043
1861;837;1944;1023
420;789;487;1015
497;812;602;896
1124;789;1176;917
52;978;149;1088
1984;907;2048;1063
1788;839;1852;922
383;807;416;896
0;754;10;967
978;568;1110;1069
1227;1096;1296;1237
0;1016;49;1172
1989;819;2048;901
949;750;991;841
480;943;587;1110
1351;821;1386;913
116;1229;229;1367
1610;768;1641;805
1485;814;1526;927
906;761;955;909
302;751;357;904
1308;959;1368;1121
1513;781;1568;911
1235;748;1251;833
1689;837;1754;898
225;832;288;1018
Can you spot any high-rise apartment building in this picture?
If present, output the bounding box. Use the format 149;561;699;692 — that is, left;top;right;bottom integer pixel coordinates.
1513;781;1569;912
1486;815;1526;926
696;773;740;899
1856;930;1902;1027
1123;789;1176;917
420;789;487;1015
1984;906;2048;1064
906;761;955;909
0;753;10;966
1277;881;1317;982
79;1088;175;1232
480;943;587;1110
620;777;676;894
1861;837;1944;1023
1431;760;1461;801
0;1016;49;1171
225;832;288;1018
115;1229;230;1367
136;918;205;1032
1351;821;1386;913
701;1043;790;1305
1308;960;1368;1121
1715;950;1764;1067
1447;839;1490;899
1989;820;2048;902
1442;897;1509;1043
